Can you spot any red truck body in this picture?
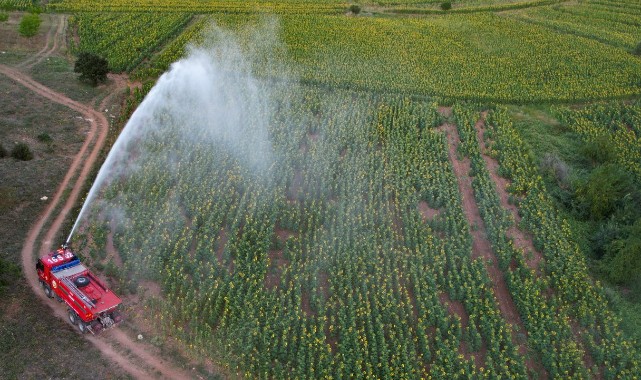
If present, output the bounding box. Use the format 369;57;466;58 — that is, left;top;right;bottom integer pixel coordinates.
36;246;123;334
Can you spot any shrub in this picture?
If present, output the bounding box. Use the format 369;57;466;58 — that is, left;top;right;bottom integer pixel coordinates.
0;12;8;22
19;13;40;37
539;152;570;188
603;219;641;284
634;41;641;56
11;142;34;161
349;4;361;14
574;164;632;220
580;135;615;166
440;2;452;10
37;132;52;143
74;52;109;86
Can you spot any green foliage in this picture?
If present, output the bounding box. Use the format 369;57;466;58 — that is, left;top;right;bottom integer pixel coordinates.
0;12;8;22
575;164;633;220
634;41;641;56
11;142;33;161
579;134;615;166
70;12;192;72
36;133;52;143
18;13;40;37
440;1;452;11
603;219;641;284
0;257;20;295
74;52;109;86
349;4;360;14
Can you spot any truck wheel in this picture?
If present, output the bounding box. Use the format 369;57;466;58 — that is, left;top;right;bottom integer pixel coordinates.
68;310;78;325
42;283;53;298
77;320;87;334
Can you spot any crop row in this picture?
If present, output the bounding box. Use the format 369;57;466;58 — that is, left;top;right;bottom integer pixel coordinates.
69;12;192;72
510;4;641;50
130;12;641;104
483;106;641;378
453;104;590;377
48;0;345;14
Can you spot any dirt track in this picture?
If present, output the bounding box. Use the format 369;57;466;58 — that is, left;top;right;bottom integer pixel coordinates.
18;14;67;69
2;29;195;380
439;120;533;368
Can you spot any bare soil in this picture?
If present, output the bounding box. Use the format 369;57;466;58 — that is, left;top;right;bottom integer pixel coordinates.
418;200;440;221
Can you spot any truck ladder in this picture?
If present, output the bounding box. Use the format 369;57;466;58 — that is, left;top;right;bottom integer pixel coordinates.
61;277;96;309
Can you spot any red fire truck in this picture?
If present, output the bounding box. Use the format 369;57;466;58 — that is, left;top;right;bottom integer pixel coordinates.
36;244;123;334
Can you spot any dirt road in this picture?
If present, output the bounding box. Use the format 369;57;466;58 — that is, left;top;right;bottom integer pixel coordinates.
2;47;194;380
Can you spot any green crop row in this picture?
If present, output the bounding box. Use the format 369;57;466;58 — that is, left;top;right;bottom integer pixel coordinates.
484;106;641;378
69;12;193;72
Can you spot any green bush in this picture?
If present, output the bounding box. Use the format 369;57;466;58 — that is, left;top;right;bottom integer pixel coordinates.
11;142;33;161
19;13;40;37
574;164;633;220
579;135;615;166
74;52;109;86
349;4;361;14
634;41;641;56
440;1;452;10
603;219;641;284
0;12;8;22
37;133;52;143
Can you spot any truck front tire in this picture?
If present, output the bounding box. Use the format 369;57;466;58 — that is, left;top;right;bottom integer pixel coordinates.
42;282;53;298
78;320;87;334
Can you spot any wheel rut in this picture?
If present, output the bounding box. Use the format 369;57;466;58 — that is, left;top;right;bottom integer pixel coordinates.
4;45;195;380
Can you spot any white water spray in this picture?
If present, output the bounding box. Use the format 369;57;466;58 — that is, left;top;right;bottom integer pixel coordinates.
67;20;287;244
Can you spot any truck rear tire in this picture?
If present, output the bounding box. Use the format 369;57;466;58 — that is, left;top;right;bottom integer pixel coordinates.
77;320;87;334
68;310;78;325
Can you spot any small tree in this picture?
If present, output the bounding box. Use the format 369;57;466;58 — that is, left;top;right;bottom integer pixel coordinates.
74;52;109;86
19;13;40;37
349;4;361;14
11;142;33;161
441;1;452;10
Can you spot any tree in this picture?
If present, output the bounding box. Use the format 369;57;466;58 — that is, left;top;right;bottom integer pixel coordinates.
349;4;361;14
441;2;452;10
74;52;109;86
18;13;40;37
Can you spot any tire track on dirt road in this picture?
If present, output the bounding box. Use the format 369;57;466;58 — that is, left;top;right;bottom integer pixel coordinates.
2;64;194;379
18;14;66;69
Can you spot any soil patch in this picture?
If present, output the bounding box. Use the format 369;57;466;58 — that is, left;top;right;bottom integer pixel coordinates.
418;200;440;221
